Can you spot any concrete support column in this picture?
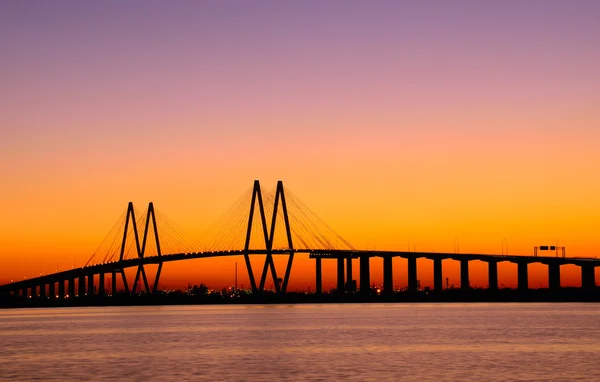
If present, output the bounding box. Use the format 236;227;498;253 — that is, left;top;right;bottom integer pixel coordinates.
582;265;595;290
22;287;29;298
68;278;75;298
111;272;117;295
518;262;528;291
346;257;353;292
99;273;105;296
78;275;86;297
315;258;322;294
549;263;561;290
360;255;371;293
39;284;46;299
408;257;417;292
383;256;393;294
88;274;95;296
433;258;443;292
336;257;345;292
460;259;470;290
58;280;65;299
49;282;55;299
488;261;498;290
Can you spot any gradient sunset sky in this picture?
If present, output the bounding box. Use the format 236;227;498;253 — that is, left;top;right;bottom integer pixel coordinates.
1;1;600;291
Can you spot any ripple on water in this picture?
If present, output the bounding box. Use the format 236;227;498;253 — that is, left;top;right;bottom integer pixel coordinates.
0;303;599;381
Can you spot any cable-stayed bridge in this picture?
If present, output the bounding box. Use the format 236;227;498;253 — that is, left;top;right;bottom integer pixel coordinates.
1;180;599;299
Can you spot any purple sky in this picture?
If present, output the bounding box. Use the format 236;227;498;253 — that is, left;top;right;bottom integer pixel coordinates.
1;1;600;285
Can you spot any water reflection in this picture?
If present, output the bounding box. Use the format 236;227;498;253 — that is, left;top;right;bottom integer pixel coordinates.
0;303;599;381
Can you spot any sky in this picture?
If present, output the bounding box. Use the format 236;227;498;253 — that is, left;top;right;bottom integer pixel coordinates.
1;1;600;291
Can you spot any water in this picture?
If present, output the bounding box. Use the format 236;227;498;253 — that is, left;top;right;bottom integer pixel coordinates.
0;303;599;381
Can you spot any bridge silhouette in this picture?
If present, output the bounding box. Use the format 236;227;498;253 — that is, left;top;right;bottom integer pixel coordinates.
1;180;599;300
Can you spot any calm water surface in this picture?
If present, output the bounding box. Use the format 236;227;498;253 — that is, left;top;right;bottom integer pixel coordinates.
0;303;599;381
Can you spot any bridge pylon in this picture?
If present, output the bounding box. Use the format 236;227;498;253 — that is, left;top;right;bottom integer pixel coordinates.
117;202;136;294
118;202;163;295
132;202;163;294
243;180;295;294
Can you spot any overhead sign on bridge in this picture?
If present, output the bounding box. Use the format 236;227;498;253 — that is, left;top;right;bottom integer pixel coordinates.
534;245;565;257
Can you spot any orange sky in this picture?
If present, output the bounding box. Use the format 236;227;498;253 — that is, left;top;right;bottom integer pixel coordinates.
1;2;600;290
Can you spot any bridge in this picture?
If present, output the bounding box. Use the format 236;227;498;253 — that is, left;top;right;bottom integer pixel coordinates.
1;180;599;300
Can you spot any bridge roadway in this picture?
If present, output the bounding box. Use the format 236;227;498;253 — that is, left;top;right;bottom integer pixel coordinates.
310;250;600;294
1;249;599;298
0;249;303;297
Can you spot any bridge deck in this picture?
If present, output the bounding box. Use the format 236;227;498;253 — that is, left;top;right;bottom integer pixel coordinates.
2;249;599;293
310;249;600;264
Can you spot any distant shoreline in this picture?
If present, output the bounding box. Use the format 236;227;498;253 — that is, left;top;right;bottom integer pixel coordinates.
2;288;599;309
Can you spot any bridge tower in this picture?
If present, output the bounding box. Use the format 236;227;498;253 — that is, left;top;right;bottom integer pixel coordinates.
243;180;295;294
131;202;163;294
117;202;163;295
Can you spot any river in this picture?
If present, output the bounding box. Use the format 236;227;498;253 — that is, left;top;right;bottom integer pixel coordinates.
1;303;599;381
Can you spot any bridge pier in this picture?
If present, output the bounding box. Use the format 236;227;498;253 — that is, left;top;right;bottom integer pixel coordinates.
460;259;469;290
39;284;46;299
99;273;105;296
49;282;55;299
68;278;75;298
337;257;345;292
518;261;528;291
582;265;595;290
346;257;353;292
78;275;86;297
112;272;117;295
408;257;417;292
22;287;28;298
433;258;443;292
315;258;322;294
58;280;65;299
88;274;95;296
360;255;370;293
549;263;561;290
488;261;498;290
383;256;393;294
